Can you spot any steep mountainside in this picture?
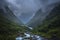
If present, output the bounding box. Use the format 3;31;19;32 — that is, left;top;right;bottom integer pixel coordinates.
27;3;58;27
31;4;60;40
0;1;26;40
0;0;23;25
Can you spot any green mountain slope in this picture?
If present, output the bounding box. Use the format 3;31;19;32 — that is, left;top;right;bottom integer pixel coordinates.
31;4;60;40
0;6;27;40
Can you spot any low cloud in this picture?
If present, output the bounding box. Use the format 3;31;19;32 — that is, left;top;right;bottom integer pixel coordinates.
6;0;60;24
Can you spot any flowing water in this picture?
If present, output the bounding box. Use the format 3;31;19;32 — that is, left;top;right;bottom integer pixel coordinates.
16;33;42;40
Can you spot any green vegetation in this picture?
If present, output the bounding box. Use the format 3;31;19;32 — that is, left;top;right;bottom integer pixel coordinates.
31;5;60;40
0;7;27;40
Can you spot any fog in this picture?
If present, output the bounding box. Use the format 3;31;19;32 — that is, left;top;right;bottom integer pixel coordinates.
6;0;60;24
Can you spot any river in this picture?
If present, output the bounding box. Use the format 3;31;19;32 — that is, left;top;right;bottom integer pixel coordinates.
16;26;46;40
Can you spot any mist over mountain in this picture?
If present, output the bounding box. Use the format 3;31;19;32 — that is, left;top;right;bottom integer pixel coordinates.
6;0;60;24
6;0;41;24
27;1;60;27
0;0;60;40
0;0;23;25
1;0;60;25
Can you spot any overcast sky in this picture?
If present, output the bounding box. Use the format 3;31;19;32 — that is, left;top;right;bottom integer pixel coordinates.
6;0;60;24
